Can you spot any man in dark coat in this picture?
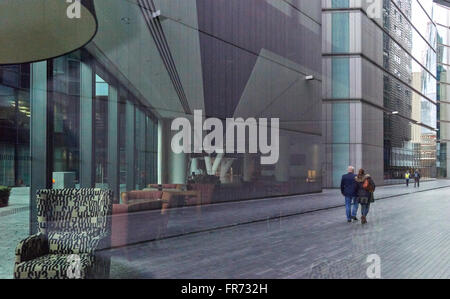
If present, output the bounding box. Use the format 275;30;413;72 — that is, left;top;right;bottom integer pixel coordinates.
414;169;421;188
341;166;358;222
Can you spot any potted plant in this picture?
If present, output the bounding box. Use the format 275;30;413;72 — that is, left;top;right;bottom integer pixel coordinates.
0;186;11;208
188;175;220;205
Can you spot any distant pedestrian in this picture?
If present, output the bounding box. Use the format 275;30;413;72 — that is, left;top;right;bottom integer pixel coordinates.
341;166;358;223
405;171;410;187
355;169;376;224
414;169;421;188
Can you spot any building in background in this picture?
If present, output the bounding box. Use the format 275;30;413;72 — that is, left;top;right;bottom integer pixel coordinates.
435;0;450;178
383;0;415;179
322;0;438;187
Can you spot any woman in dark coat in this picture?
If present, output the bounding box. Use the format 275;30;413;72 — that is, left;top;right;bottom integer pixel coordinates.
355;169;375;224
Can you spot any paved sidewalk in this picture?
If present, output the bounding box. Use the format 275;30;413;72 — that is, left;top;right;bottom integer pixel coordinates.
0;187;29;217
1;180;449;279
109;182;450;279
0;209;28;279
120;180;450;244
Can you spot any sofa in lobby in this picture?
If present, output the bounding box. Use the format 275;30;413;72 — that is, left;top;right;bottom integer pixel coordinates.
14;188;113;279
111;189;169;247
147;184;183;190
110;187;207;248
147;184;213;206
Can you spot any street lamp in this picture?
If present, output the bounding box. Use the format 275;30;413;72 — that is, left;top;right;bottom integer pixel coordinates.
0;0;97;65
391;111;399;115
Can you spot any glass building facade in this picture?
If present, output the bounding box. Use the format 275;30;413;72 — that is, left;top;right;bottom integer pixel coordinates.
0;0;323;266
2;0;450;279
0;65;30;187
323;0;439;187
435;1;450;178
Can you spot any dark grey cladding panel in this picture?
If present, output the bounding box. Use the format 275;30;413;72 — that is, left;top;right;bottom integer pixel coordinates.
195;0;321;119
435;0;450;7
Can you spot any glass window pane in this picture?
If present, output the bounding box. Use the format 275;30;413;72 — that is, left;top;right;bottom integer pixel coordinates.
332;12;349;53
332;58;350;98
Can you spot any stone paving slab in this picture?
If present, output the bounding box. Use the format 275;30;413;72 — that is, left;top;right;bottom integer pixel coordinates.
0;209;29;279
109;185;450;279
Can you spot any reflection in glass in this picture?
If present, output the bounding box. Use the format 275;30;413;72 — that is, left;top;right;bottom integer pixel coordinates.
95;74;109;188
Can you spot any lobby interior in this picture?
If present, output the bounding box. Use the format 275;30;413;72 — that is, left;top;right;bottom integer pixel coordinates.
0;0;324;278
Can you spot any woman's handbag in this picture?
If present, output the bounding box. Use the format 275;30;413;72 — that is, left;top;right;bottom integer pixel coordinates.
369;192;375;203
359;193;375;204
359;197;369;204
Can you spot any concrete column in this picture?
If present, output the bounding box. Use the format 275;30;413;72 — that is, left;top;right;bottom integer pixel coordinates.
211;153;224;174
159;118;187;184
30;61;48;234
168;149;187;184
158;119;166;184
108;86;119;202
204;156;213;175
243;154;253;182
275;135;290;182
136;109;146;189
79;61;94;188
125;101;135;190
168;120;187;184
220;158;235;184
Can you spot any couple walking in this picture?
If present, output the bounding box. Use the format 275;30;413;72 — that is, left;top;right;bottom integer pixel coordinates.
341;166;376;224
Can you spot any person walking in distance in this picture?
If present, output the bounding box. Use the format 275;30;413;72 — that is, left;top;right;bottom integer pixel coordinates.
405;171;410;187
355;169;376;224
414;169;421;188
340;166;358;223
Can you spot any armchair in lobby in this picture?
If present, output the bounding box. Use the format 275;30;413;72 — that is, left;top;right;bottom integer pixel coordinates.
14;188;113;279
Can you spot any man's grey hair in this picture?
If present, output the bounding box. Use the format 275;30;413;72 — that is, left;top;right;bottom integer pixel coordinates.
348;166;355;173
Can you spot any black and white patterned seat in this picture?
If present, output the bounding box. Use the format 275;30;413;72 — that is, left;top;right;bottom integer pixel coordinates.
14;188;112;279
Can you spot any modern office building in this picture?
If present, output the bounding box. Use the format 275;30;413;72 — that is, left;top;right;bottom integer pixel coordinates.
3;0;450;280
2;1;447;198
1;1;445;203
0;0;323;234
322;0;439;187
435;0;450;177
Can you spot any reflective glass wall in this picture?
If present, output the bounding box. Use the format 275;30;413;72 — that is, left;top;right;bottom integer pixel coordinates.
383;0;437;180
0;65;30;187
14;0;322;245
323;0;438;187
2;0;447;278
435;1;450;178
82;0;322;203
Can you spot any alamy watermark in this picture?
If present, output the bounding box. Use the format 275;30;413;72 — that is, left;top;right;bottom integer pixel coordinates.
366;254;381;279
66;254;81;279
364;0;383;19
66;0;82;19
309;254;381;279
171;110;280;165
